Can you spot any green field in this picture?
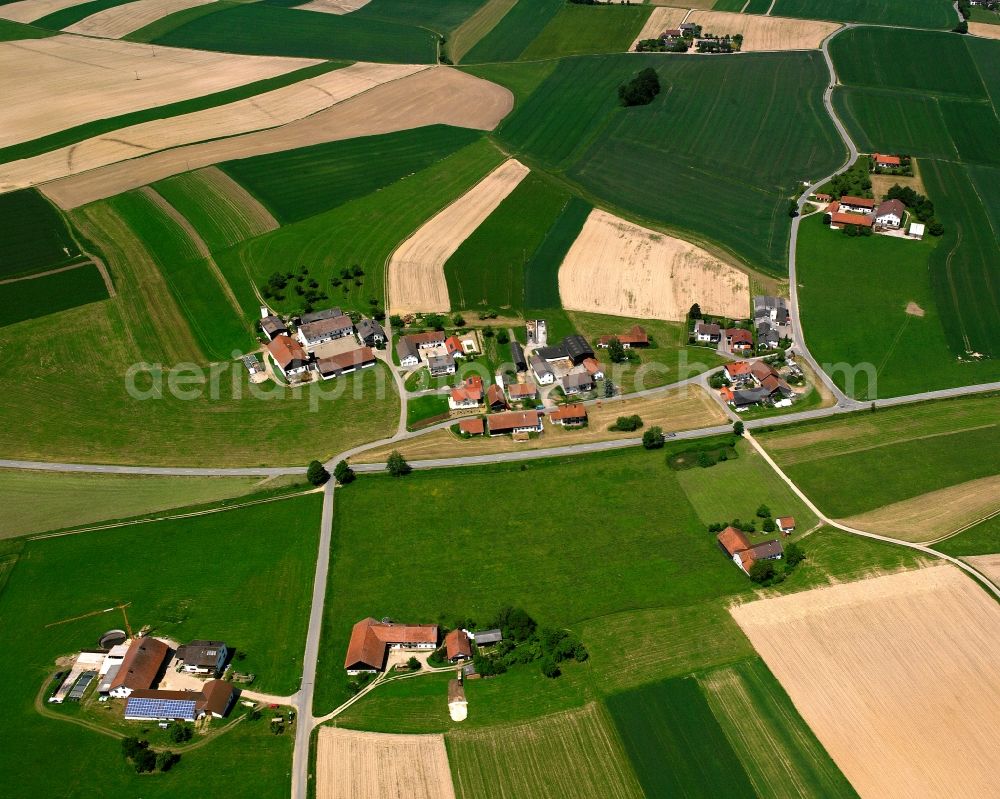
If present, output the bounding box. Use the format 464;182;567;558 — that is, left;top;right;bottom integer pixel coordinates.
796;213;999;397
33;0;133;29
444;171;570;312
0;18;54;40
0;496;319;797
742;0;772;12
448;0;518;62
125;0;234;41
772;0;955;29
713;0;747;10
219;126;483;225
447;703;644;799
498;52;844;275
933;515;1000;557
0;264;108;328
0;470;299;538
0;188;84;278
0;62;344;166
834;89;960;162
758;395;1000;517
83;191;252;361
406;393;450;428
151;2;437;62
519;4;651;60
607;677;757;799
460;0;563;63
699;659;859;799
217;137;505;315
350;0;487;32
523;195;591;311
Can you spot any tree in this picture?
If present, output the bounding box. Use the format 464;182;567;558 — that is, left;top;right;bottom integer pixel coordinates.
496;330;510;345
763;518;776;533
785;542;806;567
688;303;702;320
452;314;465;327
540;658;561;678
606;337;627;364
333;460;355;485
787;200;799;218
756;504;771;518
134;748;157;773
954;19;968;33
748;560;776;584
733;420;744;436
407;656;421;671
389;314;404;328
122;737;147;760
698;451;715;468
642;426;665;449
169;723;193;744
604;379;615;398
386;451;411;477
494;606;536;641
307;460;330;487
156;751;180;772
928;221;944;236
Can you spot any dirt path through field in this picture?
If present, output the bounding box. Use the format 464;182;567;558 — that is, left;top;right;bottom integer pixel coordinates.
731;565;1000;799
315;727;456;799
388;158;529;314
558;209;749;321
685;11;839;51
38;67;513;208
63;0;215;39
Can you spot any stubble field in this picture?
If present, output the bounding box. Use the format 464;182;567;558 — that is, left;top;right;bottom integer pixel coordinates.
62;0;215;39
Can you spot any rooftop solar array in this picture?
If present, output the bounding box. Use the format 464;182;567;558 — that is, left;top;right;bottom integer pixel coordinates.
125;697;197;720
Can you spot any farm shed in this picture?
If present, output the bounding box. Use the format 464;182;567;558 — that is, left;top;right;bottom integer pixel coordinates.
459;417;485;436
108;637;170;698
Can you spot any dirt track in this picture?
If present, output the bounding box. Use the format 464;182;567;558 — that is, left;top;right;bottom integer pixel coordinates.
685;10;839;51
388;159;529;314
37;66;513;208
558;209;749;321
731;565;1000;799
63;0;215;38
0;35;315;148
2;62;428;193
316;727;456;799
631;6;689;49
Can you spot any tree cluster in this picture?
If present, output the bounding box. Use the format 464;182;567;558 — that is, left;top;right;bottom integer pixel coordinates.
749;542;805;586
609;414;643;432
886;184;943;235
121;738;180;774
471;606;588;679
618;68;660;107
605;337;628;363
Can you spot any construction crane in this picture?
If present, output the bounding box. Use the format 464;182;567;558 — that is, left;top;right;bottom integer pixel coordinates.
45;601;133;637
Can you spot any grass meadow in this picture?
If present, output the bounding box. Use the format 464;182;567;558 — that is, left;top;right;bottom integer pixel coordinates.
350;0;488;33
444;171;570;313
519;3;652;60
460;0;563;63
498;52;844;275
0;188;84;278
0;264;108;328
151;2;438;62
772;0;954;29
933;516;1000;557
220;126;482;225
33;0;134;29
125;0;235;42
0;18;53;40
757;394;1000;518
217;137;505;315
0;495;320;797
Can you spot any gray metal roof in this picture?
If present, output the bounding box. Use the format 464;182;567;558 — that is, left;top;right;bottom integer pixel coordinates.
473;629;502;644
300;307;343;325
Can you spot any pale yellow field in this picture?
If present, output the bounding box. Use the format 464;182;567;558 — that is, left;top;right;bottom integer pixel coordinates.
63;0;215;38
0;35;316;148
388;158;529;314
316;727;456;799
969;21;1000;40
40;66;513;208
451;0;518;63
631;5;689;49
647;0;714;9
686;10;840;51
1;62;428;193
558;209;749;321
843;475;1000;543
731;566;1000;799
965;554;1000;589
298;0;372;14
353;385;725;463
0;0;87;23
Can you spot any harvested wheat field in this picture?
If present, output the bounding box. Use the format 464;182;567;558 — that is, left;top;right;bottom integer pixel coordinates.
298;0;372;14
969;21;1000;40
0;0;88;23
558;209;749;321
353;385;724;463
631;5;689;49
0;36;316;149
388;158;529;314
1;62;428;193
965;554;1000;588
316;727;456;799
39;66;513;207
872;163;926;201
843;475;1000;543
63;0;216;39
686;11;839;51
731;565;1000;799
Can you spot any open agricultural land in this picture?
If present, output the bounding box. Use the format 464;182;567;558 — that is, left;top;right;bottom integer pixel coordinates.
0;188;84;277
0;261;109;327
683;11;840;52
933;515;1000;558
770;0;955;29
731;566;1000;799
62;0;218;40
0;494;319;795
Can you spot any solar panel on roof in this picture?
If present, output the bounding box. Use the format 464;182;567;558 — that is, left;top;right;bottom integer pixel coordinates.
68;671;97;700
125;697;197;720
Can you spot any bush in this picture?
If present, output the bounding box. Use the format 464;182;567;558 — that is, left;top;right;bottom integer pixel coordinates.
606;337;627;363
698;451;716;468
733;421;744;436
785;542;806;568
389;314;404;327
134;748;157;773
169;723;193;744
610;414;643;432
496;331;510;345
122;737;147;760
156;751;180;772
333;460;355;485
642;426;665;449
386;451;411;477
452;314;465;327
307;460;330;487
763;518;776;533
756;504;771;518
406;656;421;671
748;560;776;584
494;606;536;642
540;658;561;678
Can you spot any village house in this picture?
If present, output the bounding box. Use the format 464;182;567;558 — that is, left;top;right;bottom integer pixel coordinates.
777;516;796;535
459;417;485;436
356;318;386;347
445;629;473;662
550;403;587;427
297;314;355;348
123;680;235;722
428;354;456;377
344;618;439;674
716;526;784;575
872;153;902;171
826;200;874;229
838;196;877;215
562;372;594;395
725;328;753;352
108;637;170;699
599;325;649;349
176;640;228;676
724;361;752;384
754;296;790;325
396;337;420;367
396;331;449;368
506;381;537;403
695;322;722;343
487;410;543;437
317;346;376;380
583;357;605;380
875;199;905;229
530;355;555;385
449;376;484;410
487;383;509;410
266;335;310;378
259;314;288;341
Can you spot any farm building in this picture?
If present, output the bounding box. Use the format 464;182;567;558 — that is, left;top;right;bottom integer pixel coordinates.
583;358;605;379
297;315;355;348
510;340;528;372
872;153;901;170
176;640;227;675
344;618;439;674
724;361;752;382
598;325;649;349
396;331;449;367
356;318;386;347
300;308;344;325
838;196;876;214
875;199;905;229
448;679;468;722
754;296;790;325
487;383;509;410
526;319;547;347
531;355;555;385
562;372;594;395
908;222;925;240
317;347;376;380
777;516;796;534
124;680;235;722
826;201;874;229
731;387;771;409
695;322;721;343
459;417;485;436
108;637;170;698
266;335;310;379
550;403;588;426
445;629;473;662
450;376;484;410
472;629;502;646
725;328;753;352
717;527;784;575
260;314;288;341
428;354;456;377
487;410;543;437
536;335;594;366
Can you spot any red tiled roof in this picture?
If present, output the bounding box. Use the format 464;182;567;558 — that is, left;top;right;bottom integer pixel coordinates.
873;153;901;166
725;361;751;377
507;382;537;398
487;410;540;433
727;329;753;344
267;335;308;369
550;402;587;422
720;386;734;402
599;325;648;346
109;637;170;692
487;383;508;407
814;193;832;202
875;199;905;218
199;679;235;717
583;357;604;375
831;211;874;227
840;195;876;209
750;361;777;381
717;526;751;557
445;629;472;660
451;375;483;403
445;336;463;355
404;331;446;347
459;417;485;435
344;618;438;671
777;516;796;530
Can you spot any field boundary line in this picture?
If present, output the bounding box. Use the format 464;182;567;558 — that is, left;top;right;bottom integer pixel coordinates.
923;506;1000;547
0;260;93;286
